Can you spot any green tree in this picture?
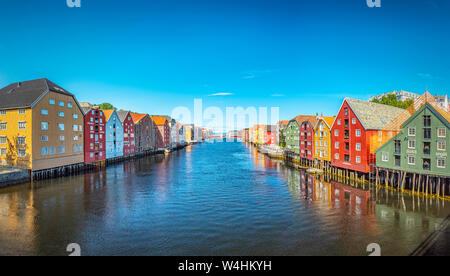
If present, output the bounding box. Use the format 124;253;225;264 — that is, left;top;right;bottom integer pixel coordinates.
372;94;413;109
95;103;115;110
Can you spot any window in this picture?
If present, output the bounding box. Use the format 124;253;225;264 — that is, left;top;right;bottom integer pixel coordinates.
334;129;339;136
335;142;339;149
18;109;26;114
424;128;431;139
49;99;55;105
408;127;416;136
0;148;6;156
0;110;6;115
424;115;431;127
423;142;431;155
73;135;79;141
58;101;65;107
17;149;26;158
41;147;48;156
344;155;350;162
356;143;361;151
59;146;65;154
0;122;6;130
408;156;415;165
0;136;6;144
67;103;73;108
394;140;401;154
59;136;65;141
58;123;65;131
18;121;26;130
395;156;401;167
408;140;416;149
423;159;431;171
437;141;446;151
41;109;48;115
41;122;48;130
352;118;356;125
337;120;341;126
49;146;56;155
344;108;348;116
58;112;64;117
17;136;26;146
356;156;361;163
382;152;389;162
73;114;78;119
41;135;48;142
73;125;78;131
437;158;446;169
356;129;361;137
437;128;446;138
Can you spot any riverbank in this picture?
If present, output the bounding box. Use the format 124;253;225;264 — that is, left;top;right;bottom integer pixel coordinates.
0;168;30;188
0;142;198;188
251;142;450;201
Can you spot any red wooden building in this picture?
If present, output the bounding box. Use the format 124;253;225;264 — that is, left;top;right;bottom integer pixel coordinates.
82;107;106;163
151;116;170;148
117;110;136;155
300;118;317;161
331;98;404;173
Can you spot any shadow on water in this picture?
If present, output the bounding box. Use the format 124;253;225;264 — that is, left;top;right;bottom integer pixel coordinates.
0;142;448;256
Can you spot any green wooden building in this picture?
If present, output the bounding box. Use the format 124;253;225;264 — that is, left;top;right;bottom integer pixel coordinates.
285;115;316;155
376;102;449;177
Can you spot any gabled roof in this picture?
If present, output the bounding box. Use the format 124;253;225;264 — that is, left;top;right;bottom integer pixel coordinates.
116;110;131;123
81;107;92;115
289;115;317;126
102;109;115;121
0;78;76;109
151;116;168;126
131;113;148;124
345;98;404;130
383;91;450;131
315;116;335;129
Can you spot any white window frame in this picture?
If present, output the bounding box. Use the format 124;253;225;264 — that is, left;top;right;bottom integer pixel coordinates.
437;128;446;138
437;140;446;151
382;152;389;162
408;140;416;149
17;148;26;158
41;122;48;131
408;127;416;137
408;155;415;165
18;121;26;130
437;158;446;169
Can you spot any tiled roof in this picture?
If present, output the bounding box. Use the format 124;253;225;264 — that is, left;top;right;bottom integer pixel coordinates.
131;113;148;123
0;78;75;109
290;115;317;126
151;116;167;126
81;107;92;115
345;98;404;130
102;109;115;121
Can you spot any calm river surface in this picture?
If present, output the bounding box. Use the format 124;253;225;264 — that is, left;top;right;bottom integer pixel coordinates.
0;142;449;256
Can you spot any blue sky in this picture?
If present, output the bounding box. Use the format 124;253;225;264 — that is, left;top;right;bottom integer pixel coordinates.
0;0;449;124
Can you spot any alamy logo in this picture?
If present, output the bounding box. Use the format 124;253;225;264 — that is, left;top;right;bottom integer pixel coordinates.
67;0;81;8
367;0;381;8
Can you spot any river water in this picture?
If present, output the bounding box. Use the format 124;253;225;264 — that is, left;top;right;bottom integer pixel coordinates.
0;142;448;256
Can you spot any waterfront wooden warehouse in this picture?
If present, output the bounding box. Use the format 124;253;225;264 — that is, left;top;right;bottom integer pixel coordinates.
375;92;449;194
0;78;84;171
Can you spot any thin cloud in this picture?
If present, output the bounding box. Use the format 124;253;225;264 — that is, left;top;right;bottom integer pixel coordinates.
209;92;233;96
417;73;434;80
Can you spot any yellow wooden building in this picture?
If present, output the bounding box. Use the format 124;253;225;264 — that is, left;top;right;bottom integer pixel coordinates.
313;116;335;163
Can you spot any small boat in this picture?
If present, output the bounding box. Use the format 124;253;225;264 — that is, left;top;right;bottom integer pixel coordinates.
306;168;323;175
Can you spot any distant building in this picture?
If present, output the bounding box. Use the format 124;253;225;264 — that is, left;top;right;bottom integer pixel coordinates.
116;110;136;155
151;116;170;148
132;113;157;152
102;110;124;159
285;116;316;155
313;116;335;164
82;107;106;163
183;124;194;143
0;78;84;171
434;94;449;111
